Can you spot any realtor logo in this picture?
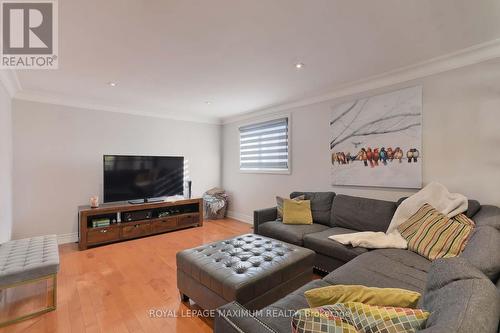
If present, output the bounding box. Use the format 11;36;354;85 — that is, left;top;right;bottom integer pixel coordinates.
1;0;58;69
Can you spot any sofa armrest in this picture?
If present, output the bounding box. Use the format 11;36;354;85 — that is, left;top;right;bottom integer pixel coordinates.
253;207;277;234
214;302;278;333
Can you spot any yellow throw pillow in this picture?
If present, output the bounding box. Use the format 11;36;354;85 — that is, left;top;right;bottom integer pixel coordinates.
282;199;313;225
304;285;421;309
276;195;305;221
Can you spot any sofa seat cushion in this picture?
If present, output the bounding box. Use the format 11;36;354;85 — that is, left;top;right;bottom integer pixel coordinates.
257;221;330;246
331;194;396;232
290;192;335;226
253;279;331;333
323;249;431;293
303;227;368;263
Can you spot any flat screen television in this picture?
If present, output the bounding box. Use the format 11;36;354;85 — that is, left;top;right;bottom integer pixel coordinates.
103;155;184;203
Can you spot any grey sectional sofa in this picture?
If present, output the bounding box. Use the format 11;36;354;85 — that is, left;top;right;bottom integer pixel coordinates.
215;192;500;333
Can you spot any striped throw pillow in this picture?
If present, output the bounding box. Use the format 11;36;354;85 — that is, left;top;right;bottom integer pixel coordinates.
397;204;475;261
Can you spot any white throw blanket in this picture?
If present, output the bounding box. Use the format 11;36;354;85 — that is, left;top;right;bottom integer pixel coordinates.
329;182;469;249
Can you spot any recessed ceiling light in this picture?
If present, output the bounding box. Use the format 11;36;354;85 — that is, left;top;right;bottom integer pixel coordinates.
108;82;117;87
295;62;305;69
205;101;212;105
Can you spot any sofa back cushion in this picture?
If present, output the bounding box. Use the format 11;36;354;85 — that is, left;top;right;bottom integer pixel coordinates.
421;257;500;333
472;205;500;228
461;225;500;281
465;200;481;218
290;192;335;226
331;194;396;232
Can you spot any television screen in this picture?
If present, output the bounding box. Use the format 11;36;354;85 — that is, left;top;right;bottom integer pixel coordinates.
103;155;184;203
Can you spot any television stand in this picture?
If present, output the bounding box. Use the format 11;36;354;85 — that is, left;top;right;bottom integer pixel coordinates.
78;198;203;250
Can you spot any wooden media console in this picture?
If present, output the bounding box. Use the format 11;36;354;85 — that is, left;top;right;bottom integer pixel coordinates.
78;198;203;250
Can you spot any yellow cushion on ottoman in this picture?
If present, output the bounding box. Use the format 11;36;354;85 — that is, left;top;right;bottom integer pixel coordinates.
304;284;421;308
282;199;313;225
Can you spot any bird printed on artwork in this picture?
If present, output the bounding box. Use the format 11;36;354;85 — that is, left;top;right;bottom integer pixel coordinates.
345;152;351;164
412;148;420;162
352;141;363;149
357;148;368;166
394;147;403;163
380;147;388;165
338;152;347;164
386;147;394;162
373;148;380;166
407;149;414;163
331;152;338;165
366;148;374;168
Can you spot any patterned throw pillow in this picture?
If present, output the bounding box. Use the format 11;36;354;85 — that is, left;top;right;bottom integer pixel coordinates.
276;195;305;221
292;302;429;333
397;204;475;261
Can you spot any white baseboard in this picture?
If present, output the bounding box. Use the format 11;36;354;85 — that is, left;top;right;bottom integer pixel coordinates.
57;232;78;244
226;211;252;224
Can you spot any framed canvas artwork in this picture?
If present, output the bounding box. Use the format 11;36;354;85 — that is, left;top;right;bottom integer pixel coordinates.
330;86;422;188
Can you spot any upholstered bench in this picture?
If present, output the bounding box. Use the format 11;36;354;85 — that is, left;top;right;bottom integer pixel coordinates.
176;234;315;310
0;235;60;327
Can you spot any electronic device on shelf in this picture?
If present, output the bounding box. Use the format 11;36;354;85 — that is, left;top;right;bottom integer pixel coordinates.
122;210;153;222
91;217;111;228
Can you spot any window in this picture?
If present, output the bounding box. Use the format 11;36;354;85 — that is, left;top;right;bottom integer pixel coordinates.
239;117;290;173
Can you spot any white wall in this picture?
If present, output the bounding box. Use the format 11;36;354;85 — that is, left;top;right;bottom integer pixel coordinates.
12;100;221;240
222;60;500;222
0;84;12;243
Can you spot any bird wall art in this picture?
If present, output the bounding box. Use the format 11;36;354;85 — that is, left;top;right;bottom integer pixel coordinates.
330;86;422;188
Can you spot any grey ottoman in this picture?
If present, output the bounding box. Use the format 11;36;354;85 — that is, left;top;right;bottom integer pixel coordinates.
176;233;315;310
0;235;59;327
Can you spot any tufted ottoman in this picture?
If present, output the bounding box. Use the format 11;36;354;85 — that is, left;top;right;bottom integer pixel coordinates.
0;235;59;327
176;233;315;310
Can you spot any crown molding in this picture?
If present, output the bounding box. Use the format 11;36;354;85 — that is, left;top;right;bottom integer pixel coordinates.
222;38;500;124
0;70;22;98
14;90;222;125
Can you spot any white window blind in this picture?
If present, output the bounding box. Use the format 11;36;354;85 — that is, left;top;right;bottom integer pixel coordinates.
239;117;289;171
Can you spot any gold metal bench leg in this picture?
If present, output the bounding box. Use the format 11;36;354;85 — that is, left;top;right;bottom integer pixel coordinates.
0;273;58;328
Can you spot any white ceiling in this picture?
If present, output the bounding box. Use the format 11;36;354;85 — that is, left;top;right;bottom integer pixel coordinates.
15;0;500;123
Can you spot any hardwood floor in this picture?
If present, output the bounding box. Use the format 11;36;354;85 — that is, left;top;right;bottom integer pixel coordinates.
1;219;252;333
